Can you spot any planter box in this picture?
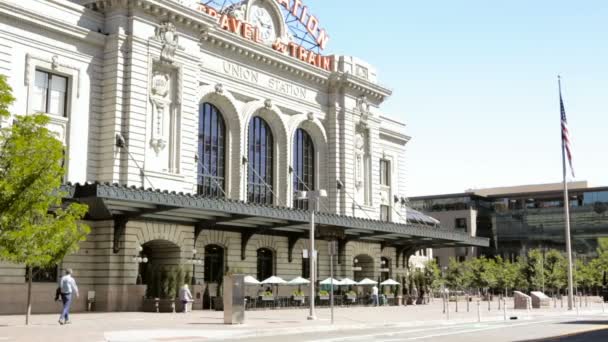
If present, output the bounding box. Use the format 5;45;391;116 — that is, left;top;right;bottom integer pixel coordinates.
346;295;357;301
262;296;275;301
319;295;330;300
293;296;305;302
385;294;395;299
212;297;223;311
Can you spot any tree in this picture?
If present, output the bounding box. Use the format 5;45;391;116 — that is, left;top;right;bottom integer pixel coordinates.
544;249;566;295
526;249;545;291
0;75;89;324
445;258;466;292
424;259;443;295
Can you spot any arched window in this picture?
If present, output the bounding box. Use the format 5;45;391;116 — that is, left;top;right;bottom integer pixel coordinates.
293;129;315;209
198;103;226;197
204;245;224;283
257;248;274;281
247;117;274;204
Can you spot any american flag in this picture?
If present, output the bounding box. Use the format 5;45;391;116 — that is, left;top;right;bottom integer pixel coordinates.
560;79;575;178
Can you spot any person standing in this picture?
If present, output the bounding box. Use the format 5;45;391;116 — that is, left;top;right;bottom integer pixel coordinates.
58;269;79;325
179;284;193;313
372;285;379;306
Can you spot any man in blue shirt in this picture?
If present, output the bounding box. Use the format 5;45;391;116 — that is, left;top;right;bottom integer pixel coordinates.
58;269;79;325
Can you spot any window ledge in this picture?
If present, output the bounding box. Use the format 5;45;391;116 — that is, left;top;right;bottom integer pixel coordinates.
144;169;185;182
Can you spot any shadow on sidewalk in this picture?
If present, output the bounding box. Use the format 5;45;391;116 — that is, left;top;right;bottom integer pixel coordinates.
517;328;608;342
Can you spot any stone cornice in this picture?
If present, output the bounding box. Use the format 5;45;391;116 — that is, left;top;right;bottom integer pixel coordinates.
329;73;392;103
0;1;106;46
82;0;393;101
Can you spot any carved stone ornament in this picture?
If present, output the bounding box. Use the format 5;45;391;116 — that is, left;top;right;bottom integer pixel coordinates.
51;55;59;70
307;112;315;121
264;99;273;109
150;137;167;155
155;21;179;63
151;73;170;98
214;83;224;94
356;95;370;126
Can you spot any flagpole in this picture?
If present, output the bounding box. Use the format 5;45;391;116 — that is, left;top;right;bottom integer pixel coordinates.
559;75;575;311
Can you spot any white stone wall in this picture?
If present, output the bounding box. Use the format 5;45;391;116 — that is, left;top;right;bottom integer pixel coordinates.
0;0;419;302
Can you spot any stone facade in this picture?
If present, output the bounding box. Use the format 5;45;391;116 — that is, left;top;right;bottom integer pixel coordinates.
0;0;435;313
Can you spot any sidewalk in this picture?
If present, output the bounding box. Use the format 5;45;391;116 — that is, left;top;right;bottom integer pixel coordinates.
0;300;605;342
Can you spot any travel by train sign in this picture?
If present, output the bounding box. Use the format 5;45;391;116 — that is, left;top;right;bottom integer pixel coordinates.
194;0;334;72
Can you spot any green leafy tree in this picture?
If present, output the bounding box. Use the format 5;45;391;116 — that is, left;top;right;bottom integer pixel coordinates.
424;259;443;294
445;258;466;292
544;249;566;295
0;75;89;324
526;249;545;291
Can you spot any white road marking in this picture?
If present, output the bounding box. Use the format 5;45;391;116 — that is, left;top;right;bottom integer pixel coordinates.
380;319;560;342
309;319;559;342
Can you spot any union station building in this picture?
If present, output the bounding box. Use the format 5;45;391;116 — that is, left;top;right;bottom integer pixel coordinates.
0;0;487;313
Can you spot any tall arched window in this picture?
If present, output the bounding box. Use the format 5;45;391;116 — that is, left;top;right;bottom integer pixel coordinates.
247;117;274;204
257;248;274;281
198;103;226;197
293;129;315;209
204;245;225;283
380;257;390;282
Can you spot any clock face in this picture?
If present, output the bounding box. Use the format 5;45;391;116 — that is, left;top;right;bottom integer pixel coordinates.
250;6;276;44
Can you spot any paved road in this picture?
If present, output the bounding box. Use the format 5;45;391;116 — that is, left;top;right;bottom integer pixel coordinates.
236;316;608;342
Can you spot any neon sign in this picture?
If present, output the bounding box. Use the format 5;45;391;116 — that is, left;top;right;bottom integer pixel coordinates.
195;2;334;72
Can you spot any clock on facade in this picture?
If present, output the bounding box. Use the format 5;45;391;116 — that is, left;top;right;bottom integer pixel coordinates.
250;5;277;44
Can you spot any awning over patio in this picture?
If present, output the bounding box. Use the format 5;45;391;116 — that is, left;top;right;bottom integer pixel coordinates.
63;183;489;260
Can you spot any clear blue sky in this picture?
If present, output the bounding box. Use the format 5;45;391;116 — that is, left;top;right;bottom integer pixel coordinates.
307;0;608;196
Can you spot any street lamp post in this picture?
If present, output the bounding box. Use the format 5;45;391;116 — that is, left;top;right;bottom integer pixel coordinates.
133;245;148;285
298;189;327;321
187;249;203;285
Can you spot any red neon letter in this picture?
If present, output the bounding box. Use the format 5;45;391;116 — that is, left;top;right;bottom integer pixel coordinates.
306;15;319;35
316;29;330;50
276;0;290;10
292;0;303;17
300;6;309;25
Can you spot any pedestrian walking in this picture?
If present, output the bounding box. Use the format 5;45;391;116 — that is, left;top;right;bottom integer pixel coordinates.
372;285;379;306
179;284;193;313
58;269;79;325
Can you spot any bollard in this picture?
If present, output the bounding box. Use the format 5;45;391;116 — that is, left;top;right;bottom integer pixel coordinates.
171;301;176;314
455;295;458;313
561;295;563;308
442;293;446;314
602;301;605;314
498;295;502;310
585;295;588;308
503;298;507;321
477;300;481;322
467;295;470;312
446;295;450;320
488;297;491;312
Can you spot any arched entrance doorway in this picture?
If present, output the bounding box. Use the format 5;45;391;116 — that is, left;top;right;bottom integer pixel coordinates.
353;254;374;281
139;240;182;299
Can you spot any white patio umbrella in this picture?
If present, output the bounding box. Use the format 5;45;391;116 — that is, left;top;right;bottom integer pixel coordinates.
244;275;260;285
357;278;378;286
261;276;287;298
380;279;400;286
319;277;341;285
261;276;287;284
338;278;358;286
287;276;311;295
287;277;310;285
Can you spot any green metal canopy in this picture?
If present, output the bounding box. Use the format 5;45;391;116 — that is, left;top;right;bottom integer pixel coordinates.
63;182;488;264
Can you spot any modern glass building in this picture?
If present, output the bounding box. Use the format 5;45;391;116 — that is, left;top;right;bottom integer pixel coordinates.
410;182;608;266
